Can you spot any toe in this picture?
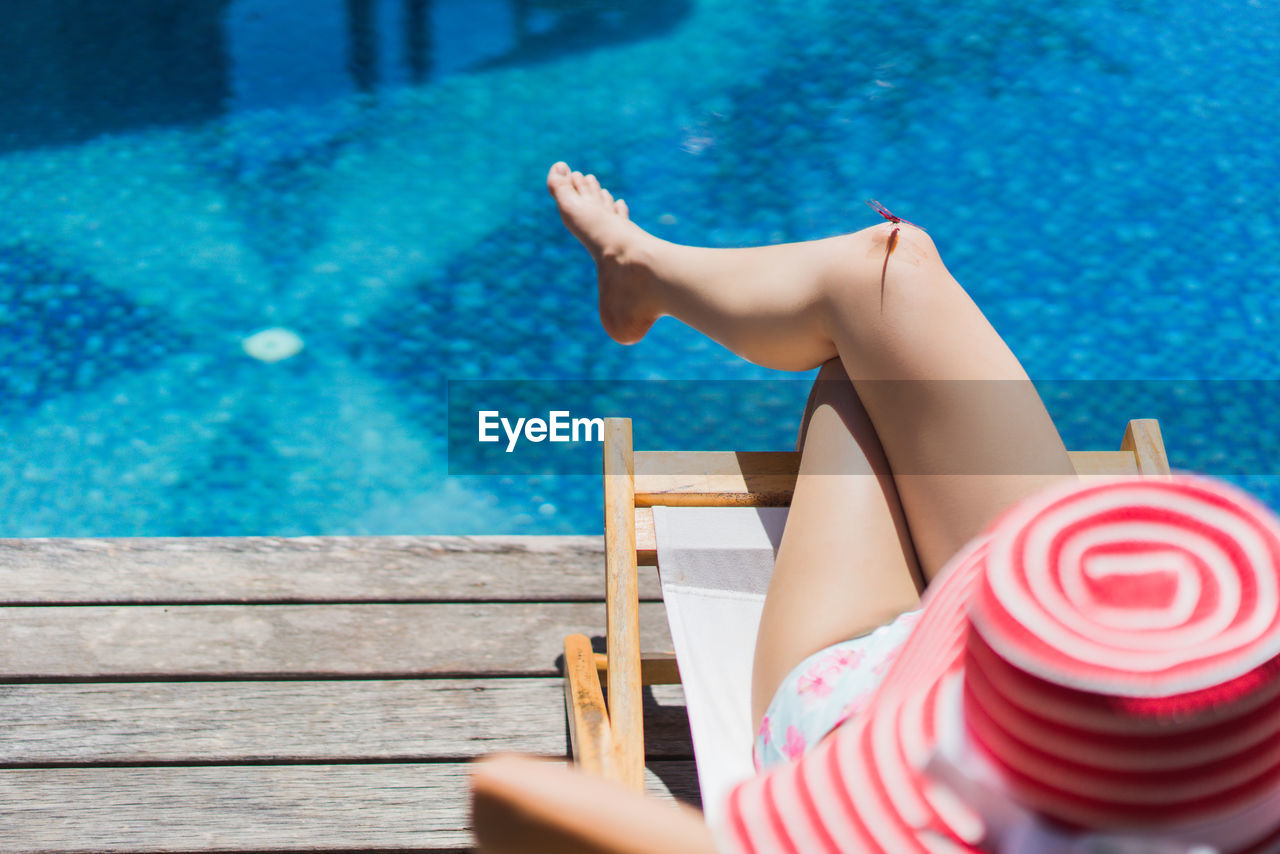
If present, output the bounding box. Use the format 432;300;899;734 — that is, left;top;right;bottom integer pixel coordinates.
601;187;614;205
585;174;601;195
550;161;571;176
546;163;573;196
571;171;586;193
615;199;629;220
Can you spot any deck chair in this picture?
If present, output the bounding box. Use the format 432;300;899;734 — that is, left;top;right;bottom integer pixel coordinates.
562;417;1172;819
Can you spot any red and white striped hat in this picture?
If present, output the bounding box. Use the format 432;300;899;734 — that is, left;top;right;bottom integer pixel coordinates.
723;476;1280;853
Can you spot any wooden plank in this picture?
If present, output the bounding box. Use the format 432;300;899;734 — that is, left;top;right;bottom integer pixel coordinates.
595;651;681;686
0;603;674;680
602;418;644;791
637;506;659;565
634;451;798;507
632;451;1152;559
634;449;1148;506
0;761;700;853
0;679;693;764
1068;451;1140;477
0;535;664;604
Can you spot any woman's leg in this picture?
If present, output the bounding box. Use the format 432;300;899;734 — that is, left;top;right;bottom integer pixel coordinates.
751;358;922;726
548;164;842;370
548;163;1076;576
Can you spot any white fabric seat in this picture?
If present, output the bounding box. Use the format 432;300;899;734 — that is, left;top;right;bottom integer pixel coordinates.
652;505;789;823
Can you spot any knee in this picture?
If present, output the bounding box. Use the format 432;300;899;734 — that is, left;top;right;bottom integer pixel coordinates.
849;220;942;277
831;223;943;283
821;223;951;318
807;359;859;417
797;359;849;450
813;356;851;387
804;358;855;408
795;358;881;460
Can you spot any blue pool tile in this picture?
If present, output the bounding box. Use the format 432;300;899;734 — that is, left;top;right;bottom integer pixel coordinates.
0;244;191;414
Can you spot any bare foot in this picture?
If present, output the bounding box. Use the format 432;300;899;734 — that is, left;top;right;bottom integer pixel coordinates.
546;162;660;344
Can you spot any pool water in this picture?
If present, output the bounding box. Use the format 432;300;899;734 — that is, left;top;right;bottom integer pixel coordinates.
1;0;1277;536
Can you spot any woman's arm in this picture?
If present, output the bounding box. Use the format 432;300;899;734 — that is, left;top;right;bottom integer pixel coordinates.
470;754;719;854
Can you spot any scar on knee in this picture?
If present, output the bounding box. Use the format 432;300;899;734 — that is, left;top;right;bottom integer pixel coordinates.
864;224;929;268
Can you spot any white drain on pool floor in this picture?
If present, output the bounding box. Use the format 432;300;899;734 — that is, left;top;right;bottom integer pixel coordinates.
243;327;304;363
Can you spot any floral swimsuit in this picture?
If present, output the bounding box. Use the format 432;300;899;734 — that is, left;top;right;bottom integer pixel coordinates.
753;608;923;771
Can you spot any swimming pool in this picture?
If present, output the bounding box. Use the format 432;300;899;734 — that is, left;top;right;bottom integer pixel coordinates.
1;0;1277;536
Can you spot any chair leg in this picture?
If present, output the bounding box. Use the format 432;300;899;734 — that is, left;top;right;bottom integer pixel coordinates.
603;418;645;791
1122;419;1172;476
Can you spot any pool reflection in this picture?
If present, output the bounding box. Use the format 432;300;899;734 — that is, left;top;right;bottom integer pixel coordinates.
0;0;691;153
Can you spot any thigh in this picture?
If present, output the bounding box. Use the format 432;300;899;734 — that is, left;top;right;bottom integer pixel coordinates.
750;359;922;729
826;227;1076;578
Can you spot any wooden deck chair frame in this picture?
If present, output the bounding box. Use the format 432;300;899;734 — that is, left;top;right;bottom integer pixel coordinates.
563;417;1172;793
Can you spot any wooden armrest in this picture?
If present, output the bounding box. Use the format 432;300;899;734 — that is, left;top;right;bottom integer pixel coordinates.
564;634;619;782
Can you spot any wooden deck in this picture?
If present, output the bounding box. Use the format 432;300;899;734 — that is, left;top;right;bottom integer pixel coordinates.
0;536;695;853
